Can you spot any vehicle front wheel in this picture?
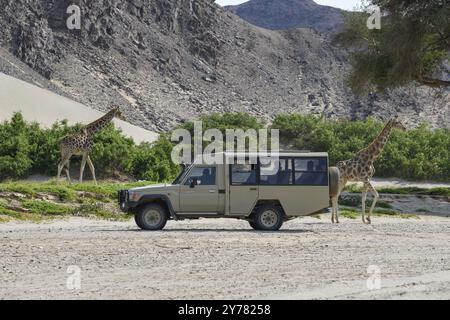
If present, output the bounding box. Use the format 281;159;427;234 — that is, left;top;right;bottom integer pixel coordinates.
135;204;168;231
248;220;258;229
251;205;284;231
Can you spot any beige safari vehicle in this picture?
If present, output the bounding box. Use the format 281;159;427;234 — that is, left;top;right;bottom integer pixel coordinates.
119;152;339;231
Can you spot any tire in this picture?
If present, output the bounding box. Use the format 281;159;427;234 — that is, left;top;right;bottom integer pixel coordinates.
252;205;284;231
329;166;341;198
135;204;168;231
248;220;258;230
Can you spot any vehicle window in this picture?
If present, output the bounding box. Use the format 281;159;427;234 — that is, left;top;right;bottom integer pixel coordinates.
294;158;328;186
231;163;257;185
185;167;216;186
260;158;293;185
172;164;191;185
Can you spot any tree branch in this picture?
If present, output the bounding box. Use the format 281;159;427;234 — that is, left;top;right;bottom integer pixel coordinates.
420;77;450;87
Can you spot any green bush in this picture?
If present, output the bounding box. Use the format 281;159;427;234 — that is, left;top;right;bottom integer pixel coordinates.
0;112;448;182
21;199;72;215
181;112;266;133
0;112;177;183
91;123;136;177
27;120;79;176
131;135;180;182
0;113;33;180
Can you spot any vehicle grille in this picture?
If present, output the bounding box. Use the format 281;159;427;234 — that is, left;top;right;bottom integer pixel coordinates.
118;190;128;204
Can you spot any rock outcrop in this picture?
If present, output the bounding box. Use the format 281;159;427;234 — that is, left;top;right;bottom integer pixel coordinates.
224;0;344;33
0;0;448;131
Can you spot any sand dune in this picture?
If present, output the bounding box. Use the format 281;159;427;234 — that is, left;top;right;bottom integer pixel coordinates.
0;73;159;143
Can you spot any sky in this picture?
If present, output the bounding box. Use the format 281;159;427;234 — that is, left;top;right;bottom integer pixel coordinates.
215;0;363;11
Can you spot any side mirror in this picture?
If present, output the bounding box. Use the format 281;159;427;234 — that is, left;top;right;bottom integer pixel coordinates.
189;179;198;188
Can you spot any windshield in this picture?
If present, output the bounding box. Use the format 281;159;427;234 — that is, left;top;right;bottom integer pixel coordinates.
172;163;193;185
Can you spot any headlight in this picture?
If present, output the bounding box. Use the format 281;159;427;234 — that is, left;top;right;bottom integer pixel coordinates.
128;191;140;202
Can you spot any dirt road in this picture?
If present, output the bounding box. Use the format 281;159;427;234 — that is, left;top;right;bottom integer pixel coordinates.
1;215;449;300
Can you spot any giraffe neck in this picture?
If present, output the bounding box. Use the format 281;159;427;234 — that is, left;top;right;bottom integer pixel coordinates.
85;110;116;136
365;121;394;161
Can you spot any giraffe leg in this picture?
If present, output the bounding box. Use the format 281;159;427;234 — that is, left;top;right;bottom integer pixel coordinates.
79;153;87;184
86;155;97;185
367;182;379;224
57;155;70;183
361;185;368;224
334;197;340;224
331;196;335;223
333;182;346;224
331;196;339;224
65;159;72;184
57;162;64;183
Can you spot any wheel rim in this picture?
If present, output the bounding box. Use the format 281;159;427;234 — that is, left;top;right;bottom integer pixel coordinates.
144;209;162;227
260;210;278;228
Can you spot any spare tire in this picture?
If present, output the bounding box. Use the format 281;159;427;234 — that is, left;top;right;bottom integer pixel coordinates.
329;166;341;198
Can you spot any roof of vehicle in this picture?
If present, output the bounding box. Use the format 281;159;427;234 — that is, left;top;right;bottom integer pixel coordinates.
221;151;328;157
191;151;328;159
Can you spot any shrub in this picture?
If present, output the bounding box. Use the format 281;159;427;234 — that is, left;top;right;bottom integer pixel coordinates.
0;113;33;180
91;123;136;177
0;112;448;182
0;112;177;183
131;135;179;182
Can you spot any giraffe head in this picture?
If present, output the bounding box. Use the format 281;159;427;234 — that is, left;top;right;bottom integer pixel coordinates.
111;107;125;121
390;116;406;132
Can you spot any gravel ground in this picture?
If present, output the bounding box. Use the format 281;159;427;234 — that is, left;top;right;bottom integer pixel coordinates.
1;215;449;300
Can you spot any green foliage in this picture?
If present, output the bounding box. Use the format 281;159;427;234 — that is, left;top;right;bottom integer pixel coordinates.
272;114;450;181
21;200;72;215
0;181;154;222
178;112;270;152
334;0;450;91
0;113;177;183
0;112;448;182
131;135;180;182
69;181;153;200
340;209;359;219
0;181;154;202
0;113;33;180
27;120;79;176
181;112;266;133
73;199;127;221
339;194;393;209
91;123;136;177
338;207;417;219
345;183;450;196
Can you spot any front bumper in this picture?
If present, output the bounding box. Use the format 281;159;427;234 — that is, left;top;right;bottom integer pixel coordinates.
118;190;138;212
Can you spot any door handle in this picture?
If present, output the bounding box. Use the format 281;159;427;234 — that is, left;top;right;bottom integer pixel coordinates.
249;187;257;191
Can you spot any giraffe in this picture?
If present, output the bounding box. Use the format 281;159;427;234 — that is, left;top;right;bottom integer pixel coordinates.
56;107;123;184
331;117;406;224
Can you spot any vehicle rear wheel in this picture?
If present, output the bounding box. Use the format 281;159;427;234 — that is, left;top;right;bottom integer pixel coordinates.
135;204;168;231
252;205;284;231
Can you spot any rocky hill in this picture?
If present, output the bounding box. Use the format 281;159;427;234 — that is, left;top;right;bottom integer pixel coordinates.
224;0;344;33
0;0;448;131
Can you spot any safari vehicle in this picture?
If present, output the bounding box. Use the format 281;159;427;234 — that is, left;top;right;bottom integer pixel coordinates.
118;152;340;231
